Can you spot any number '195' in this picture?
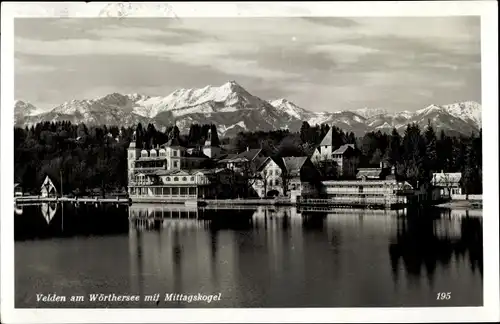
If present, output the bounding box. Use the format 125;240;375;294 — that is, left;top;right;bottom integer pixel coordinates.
437;292;451;300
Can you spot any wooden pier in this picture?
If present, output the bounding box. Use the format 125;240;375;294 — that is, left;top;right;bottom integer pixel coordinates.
296;198;407;210
15;196;131;205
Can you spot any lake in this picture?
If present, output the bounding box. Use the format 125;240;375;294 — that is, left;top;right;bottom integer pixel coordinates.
14;203;483;308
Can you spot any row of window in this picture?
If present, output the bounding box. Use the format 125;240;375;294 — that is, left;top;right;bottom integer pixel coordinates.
138;149;180;158
164;176;196;182
267;179;280;186
264;169;281;176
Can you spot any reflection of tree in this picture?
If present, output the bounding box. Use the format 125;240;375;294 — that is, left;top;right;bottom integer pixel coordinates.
389;209;483;286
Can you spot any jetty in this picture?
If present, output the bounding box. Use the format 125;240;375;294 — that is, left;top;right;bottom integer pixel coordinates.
15;196;131;205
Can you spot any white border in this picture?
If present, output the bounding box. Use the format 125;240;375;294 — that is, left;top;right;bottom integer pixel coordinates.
1;1;498;323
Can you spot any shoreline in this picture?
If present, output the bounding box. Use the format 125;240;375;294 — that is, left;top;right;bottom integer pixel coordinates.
434;200;483;209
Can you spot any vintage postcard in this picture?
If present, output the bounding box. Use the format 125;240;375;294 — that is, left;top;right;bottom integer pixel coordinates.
1;1;498;323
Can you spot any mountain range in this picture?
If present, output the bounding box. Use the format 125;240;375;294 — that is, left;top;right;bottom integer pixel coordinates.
15;81;481;137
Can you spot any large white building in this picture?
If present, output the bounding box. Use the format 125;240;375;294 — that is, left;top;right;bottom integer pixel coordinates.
127;130;245;200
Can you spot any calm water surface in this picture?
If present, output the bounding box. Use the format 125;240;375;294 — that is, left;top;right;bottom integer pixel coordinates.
15;203;483;308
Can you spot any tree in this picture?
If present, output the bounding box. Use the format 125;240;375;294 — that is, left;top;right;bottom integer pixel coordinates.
370;148;383;166
210;124;221;146
386;128;401;167
423;120;438;181
280;169;292;196
259;168;271;197
313;160;338;180
300;121;311;143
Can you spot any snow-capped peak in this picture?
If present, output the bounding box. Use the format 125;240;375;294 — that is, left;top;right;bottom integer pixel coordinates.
353;107;389;119
441;101;482;126
416;104;443;115
268;98;310;120
415;101;482;127
14;100;39;117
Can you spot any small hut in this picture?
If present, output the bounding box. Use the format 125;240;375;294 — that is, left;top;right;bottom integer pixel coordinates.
14;183;23;196
40;175;58;197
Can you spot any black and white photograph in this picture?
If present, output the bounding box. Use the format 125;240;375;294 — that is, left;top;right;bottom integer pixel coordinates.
1;1;498;323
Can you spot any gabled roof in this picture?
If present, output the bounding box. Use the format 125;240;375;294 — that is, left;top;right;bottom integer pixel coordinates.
161;137;182;148
226;148;262;162
332;144;356;155
257;156;285;171
319;128;333;146
432;172;462;185
41;175;59;192
356;168;383;179
283;156;308;176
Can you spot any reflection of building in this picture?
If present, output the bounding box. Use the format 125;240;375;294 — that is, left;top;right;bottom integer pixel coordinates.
431;172;462;196
40;203;58;224
40;175;58;197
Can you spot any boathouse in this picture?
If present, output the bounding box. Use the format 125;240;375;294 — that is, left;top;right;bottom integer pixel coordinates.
40;176;58;198
431;172;463;197
14;183;23;197
319;179;414;208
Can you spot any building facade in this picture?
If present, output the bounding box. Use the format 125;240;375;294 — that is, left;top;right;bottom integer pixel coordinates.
311;128;359;178
40;176;58;197
252;156;322;199
252;157;284;198
320;179;414;207
127;132;245;200
431;172;463;197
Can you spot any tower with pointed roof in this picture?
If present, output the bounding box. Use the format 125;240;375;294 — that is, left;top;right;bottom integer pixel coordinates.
312;128;334;162
203;127;221;159
127;131;140;183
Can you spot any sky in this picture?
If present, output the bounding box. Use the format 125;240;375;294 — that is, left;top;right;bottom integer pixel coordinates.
14;17;481;113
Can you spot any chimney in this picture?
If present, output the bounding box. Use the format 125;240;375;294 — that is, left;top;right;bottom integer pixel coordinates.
246;146;249;152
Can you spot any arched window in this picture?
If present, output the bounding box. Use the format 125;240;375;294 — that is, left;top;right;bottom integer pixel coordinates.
159;149;166;156
190;177;195;181
166;177;171;181
150;149;157;157
182;177;187;181
140;150;148;157
174;177;179;181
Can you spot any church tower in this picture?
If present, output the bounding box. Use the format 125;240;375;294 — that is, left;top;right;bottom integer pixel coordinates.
203;128;221;159
127;131;140;184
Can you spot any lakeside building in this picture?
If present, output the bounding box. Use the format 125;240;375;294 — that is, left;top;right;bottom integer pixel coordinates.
219;148;266;173
14;183;23;197
319;179;414;207
127;130;246;200
431;172;463;197
316;166;414;207
252;156;322;199
40;175;58;197
311;128;359;178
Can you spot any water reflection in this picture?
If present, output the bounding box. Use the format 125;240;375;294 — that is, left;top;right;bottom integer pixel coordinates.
14;202;129;240
389;208;483;287
15;203;483;307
